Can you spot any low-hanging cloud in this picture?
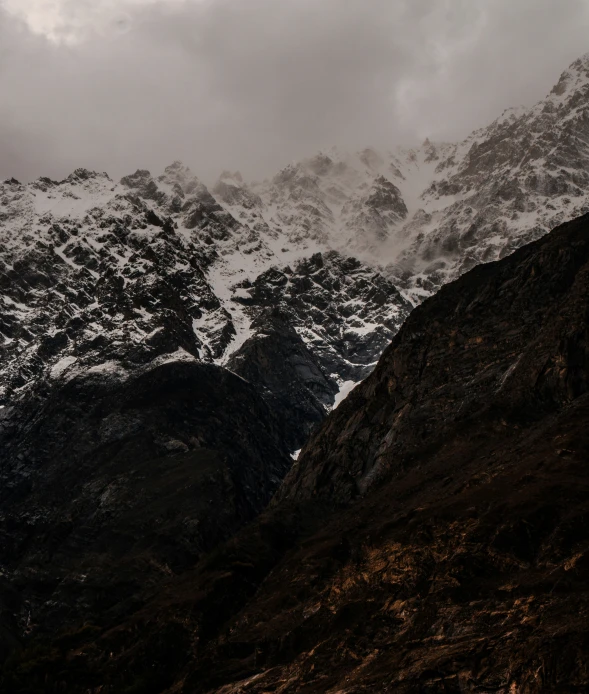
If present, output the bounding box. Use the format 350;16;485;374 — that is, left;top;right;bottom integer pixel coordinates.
0;0;588;184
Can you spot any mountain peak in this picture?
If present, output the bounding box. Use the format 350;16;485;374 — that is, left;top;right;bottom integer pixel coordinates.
163;160;191;175
304;152;335;176
570;51;589;71
549;52;589;100
120;168;153;187
160;160;198;182
66;168;111;184
158;161;205;197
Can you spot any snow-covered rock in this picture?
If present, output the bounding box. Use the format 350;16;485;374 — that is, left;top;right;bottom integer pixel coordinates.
0;163;409;412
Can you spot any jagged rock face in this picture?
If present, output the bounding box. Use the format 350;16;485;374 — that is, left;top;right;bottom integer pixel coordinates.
227;310;337;449
341;175;408;245
247;150;411;254
0;165;234;400
0;356;292;641
19;212;589;693
391;54;589;292
213;172;263;210
233;251;412;382
0;162;410;412
218;252;410;448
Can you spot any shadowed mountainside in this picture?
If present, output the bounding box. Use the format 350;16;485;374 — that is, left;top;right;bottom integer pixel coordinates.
0;358;294;654
3;213;589;692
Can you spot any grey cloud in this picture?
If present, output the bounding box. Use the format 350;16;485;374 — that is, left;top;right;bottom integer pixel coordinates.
0;0;587;184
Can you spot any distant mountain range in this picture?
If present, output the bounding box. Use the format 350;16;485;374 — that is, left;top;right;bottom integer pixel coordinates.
1;53;588;413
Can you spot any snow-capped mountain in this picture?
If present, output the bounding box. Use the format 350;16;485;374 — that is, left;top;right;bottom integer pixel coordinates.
1;52;588;413
0;161;412;639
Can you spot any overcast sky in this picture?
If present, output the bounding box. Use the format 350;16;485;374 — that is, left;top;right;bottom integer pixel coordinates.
0;0;588;184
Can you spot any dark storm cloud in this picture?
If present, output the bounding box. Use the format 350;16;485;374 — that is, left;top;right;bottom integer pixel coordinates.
0;0;587;183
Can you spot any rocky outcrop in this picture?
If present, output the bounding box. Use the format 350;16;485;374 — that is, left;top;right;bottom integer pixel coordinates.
234;251;412;383
228;309;338;450
0;166;232;399
0;161;411;414
389;54;589;295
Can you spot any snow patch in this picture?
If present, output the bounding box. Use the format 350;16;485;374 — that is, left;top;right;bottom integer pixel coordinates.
50;356;78;379
332;380;358;409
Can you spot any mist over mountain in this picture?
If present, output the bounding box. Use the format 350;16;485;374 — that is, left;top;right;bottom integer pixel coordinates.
1;0;589;183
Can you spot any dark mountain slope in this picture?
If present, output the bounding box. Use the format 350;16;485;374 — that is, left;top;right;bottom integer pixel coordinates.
278;210;589;503
6;213;589;692
0;357;292;650
227;309;337;448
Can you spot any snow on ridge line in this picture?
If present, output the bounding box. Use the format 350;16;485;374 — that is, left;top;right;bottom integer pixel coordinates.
48;348;200;383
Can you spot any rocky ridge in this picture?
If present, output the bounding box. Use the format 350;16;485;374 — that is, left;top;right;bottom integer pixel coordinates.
0;163;408;413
